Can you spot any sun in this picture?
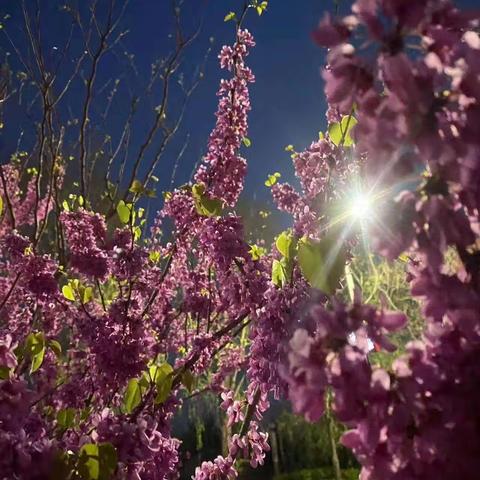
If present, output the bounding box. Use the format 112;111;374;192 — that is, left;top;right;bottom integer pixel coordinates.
348;192;373;221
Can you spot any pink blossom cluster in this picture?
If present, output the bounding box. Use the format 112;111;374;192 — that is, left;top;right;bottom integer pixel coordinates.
194;30;255;206
285;1;480;479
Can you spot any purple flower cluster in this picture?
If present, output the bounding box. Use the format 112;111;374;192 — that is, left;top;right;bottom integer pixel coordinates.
194;29;255;206
61;209;110;279
284;1;480;478
95;410;180;479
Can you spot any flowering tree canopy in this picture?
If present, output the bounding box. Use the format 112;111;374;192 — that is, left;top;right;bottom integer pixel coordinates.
0;0;479;479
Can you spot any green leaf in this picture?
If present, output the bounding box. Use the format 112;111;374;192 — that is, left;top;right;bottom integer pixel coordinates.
0;366;10;379
242;137;251;147
25;332;46;373
0;195;3;216
129;179;144;195
116;200;131;224
275;230;295;259
133;226;142;241
248;244;266;261
49;339;63;358
82;286;93;304
224;11;236;22
328;122;342;146
78;443;117;480
149;251;161;263
271;259;287;287
255;1;268;15
297;234;346;294
57;408;76;430
328;115;358;147
122;378;142;414
192;184;223;217
62;200;70;212
62;285;75;301
151;363;174;404
265;172;281;187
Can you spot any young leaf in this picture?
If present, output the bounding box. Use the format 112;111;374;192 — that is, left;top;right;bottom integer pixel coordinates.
62;285;75;301
122;378;142;414
129;179;144;195
25;332;46;373
116;200;131;224
0;195;4;216
82;286;93;304
328;115;358;147
249;244;266;261
78;443;117;480
265;172;281;187
192;184;223;217
275;230;295;259
224;11;236;22
149;251;161;263
297;234;346;294
152;363;174;404
49;339;63;358
328;121;342;146
271;259;287;287
242;137;252;147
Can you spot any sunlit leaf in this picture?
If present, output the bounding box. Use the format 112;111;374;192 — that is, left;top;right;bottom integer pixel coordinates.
82;286;93;304
271;259;287;287
242;137;251;147
149;251;161;263
265;172;281;187
151;363;173;404
25;332;46;373
116;200;131;224
276;230;295;259
249;244;266;261
129;179;144;194
328;115;358;147
192;183;222;217
298;234;346;294
122;378;142;414
224;11;236;22
78;443;117;480
62;285;75;301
